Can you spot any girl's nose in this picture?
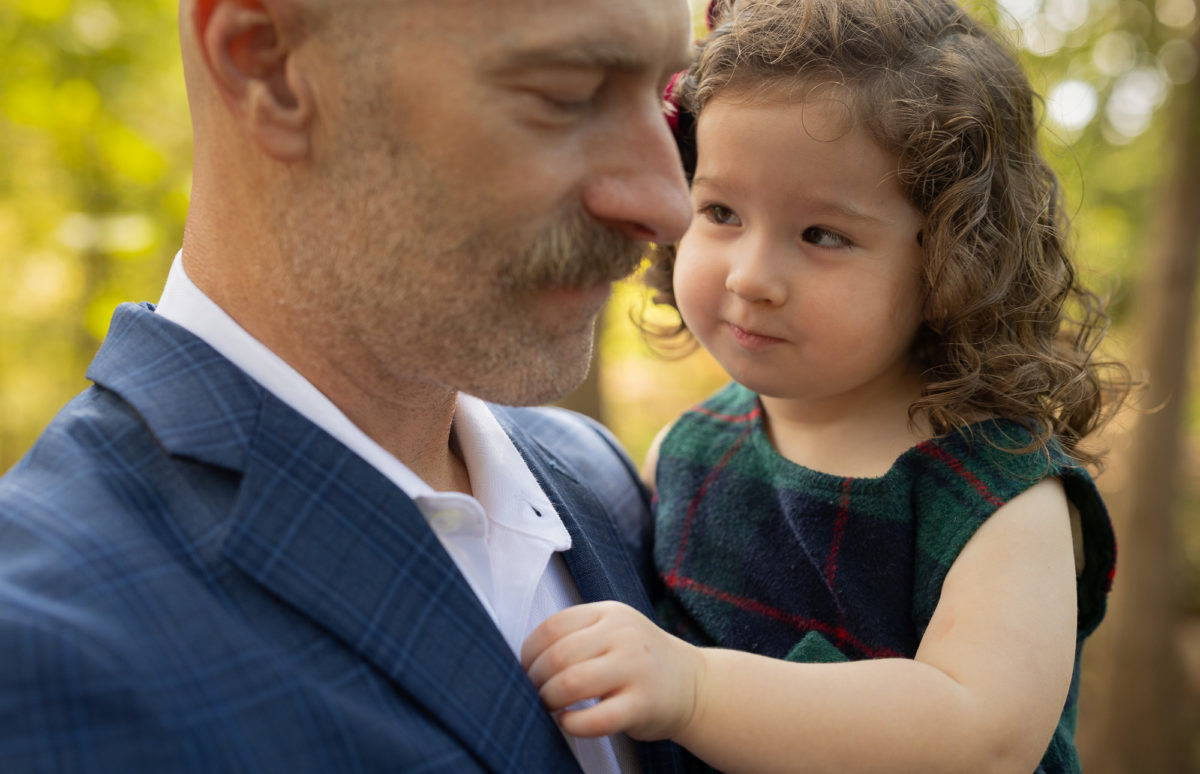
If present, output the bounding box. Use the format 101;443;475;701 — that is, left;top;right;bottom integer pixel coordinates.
725;248;787;306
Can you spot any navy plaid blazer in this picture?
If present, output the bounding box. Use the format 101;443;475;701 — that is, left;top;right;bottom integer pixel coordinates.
0;303;681;774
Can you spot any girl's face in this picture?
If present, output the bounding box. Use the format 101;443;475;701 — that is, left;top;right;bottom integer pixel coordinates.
674;92;927;416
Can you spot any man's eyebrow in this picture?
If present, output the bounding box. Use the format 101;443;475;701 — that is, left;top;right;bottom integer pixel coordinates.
498;44;644;71
494;40;688;74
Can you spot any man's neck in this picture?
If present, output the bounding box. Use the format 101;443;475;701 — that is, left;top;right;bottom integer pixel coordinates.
275;341;473;494
332;384;472;495
162;250;474;496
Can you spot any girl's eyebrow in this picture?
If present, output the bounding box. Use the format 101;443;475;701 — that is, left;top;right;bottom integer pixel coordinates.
692;175;886;226
809;198;887;227
690;175;747;196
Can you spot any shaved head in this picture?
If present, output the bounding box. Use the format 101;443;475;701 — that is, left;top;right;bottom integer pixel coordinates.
178;0;691;427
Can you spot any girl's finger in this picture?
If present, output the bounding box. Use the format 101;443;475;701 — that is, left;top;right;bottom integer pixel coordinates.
526;623;615;691
520;602;608;669
557;692;643;739
537;653;624;712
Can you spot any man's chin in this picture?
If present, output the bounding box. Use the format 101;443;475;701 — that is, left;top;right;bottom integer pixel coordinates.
466;343;596;407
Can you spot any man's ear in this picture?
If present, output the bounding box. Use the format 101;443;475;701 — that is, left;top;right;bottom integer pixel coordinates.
195;0;315;161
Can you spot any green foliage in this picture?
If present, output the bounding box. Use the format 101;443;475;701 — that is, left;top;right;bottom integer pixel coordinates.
0;0;190;468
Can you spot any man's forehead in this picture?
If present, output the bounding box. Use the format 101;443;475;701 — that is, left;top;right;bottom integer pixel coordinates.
482;0;691;73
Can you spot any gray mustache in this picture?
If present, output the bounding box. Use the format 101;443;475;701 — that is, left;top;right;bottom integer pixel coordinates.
503;211;647;290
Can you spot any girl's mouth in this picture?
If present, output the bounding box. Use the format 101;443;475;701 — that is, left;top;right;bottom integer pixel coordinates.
727;322;786;349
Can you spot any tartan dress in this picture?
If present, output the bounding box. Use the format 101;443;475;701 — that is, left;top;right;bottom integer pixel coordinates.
653;383;1116;774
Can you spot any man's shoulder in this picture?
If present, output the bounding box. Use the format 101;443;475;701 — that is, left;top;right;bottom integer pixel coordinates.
1;384;159;517
0;387;205;721
0;381;216;591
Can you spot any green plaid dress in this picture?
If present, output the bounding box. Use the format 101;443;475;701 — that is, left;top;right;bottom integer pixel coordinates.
654;383;1115;774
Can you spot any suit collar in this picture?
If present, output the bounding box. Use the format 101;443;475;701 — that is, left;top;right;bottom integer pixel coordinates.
496;411;650;614
86;304;641;613
87;304;581;772
87;303;261;472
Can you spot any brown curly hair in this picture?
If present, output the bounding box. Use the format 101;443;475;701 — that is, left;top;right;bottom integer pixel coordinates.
645;0;1131;464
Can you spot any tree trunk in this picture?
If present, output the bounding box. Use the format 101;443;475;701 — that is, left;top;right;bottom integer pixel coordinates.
1078;26;1200;774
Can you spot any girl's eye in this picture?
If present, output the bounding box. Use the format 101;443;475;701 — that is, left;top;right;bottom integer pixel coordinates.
701;204;741;226
802;226;852;249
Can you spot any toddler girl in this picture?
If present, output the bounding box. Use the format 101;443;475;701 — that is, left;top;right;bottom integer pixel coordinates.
523;1;1130;771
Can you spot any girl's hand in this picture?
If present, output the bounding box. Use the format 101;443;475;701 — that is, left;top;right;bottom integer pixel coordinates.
520;601;705;741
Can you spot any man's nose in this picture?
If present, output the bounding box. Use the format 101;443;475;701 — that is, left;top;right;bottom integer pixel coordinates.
581;105;693;245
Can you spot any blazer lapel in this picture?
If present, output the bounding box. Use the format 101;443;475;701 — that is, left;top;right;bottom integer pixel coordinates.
90;305;579;774
221;395;580;773
501;419;654;617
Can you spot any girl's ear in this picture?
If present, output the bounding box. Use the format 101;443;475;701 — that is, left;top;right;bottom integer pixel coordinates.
194;0;315;161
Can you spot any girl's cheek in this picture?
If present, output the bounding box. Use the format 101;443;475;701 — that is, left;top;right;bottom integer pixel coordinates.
672;261;706;329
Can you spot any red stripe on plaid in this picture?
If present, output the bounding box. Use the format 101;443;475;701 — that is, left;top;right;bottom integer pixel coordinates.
665;409;759;583
1105;539;1117;592
822;478;854;588
918;442;1006;508
692;405;762;424
664;573;903;660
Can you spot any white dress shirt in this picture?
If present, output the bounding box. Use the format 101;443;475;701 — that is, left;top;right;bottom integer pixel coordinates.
154;252;640;774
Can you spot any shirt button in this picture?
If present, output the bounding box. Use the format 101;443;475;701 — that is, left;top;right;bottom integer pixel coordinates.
430;509;466;533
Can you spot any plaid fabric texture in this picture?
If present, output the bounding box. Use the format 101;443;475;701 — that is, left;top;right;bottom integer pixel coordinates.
0;303;679;774
654;383;1116;774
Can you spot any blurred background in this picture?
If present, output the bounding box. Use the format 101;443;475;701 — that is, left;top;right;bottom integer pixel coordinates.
1;0;1197;770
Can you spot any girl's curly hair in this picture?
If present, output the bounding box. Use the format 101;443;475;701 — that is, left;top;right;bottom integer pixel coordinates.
646;0;1131;464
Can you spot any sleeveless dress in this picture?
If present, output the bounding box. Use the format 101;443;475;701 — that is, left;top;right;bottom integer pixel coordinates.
654;383;1116;774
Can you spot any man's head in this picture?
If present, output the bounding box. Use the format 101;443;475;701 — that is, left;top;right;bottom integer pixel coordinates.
179;0;692;408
